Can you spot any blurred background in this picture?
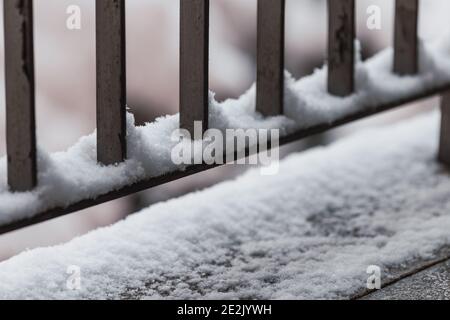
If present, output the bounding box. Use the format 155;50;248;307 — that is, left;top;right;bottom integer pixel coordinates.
0;0;449;261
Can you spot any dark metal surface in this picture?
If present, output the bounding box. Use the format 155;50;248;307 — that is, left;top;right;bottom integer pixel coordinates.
180;0;209;136
256;0;285;116
1;83;450;236
327;0;355;97
354;247;450;300
96;0;127;165
4;0;37;192
394;0;419;75
361;257;450;300
439;91;450;165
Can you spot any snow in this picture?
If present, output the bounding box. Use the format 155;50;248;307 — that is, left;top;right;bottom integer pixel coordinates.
0;110;449;299
2;36;450;226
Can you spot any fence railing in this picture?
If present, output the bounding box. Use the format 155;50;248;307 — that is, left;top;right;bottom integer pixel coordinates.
1;0;450;235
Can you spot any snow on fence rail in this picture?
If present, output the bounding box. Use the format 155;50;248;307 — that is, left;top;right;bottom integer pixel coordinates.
1;0;450;234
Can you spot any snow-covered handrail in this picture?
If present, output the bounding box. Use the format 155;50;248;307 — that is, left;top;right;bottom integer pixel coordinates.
1;0;450;235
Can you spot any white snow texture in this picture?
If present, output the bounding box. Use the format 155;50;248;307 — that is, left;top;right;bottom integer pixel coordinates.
2;37;450;225
0;111;449;299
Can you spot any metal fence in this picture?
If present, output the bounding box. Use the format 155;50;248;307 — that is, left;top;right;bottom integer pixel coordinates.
1;0;450;234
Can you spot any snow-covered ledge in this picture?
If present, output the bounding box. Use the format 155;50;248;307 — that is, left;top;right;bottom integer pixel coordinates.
2;38;450;227
1;111;449;299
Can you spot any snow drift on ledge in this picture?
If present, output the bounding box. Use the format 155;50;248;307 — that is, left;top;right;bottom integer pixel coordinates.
2;38;450;225
1;111;450;299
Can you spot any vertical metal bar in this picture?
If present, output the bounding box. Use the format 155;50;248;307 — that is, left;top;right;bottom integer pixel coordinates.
256;0;285;117
394;0;419;75
327;0;355;97
439;91;450;166
4;0;37;191
180;0;209;136
96;0;127;165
